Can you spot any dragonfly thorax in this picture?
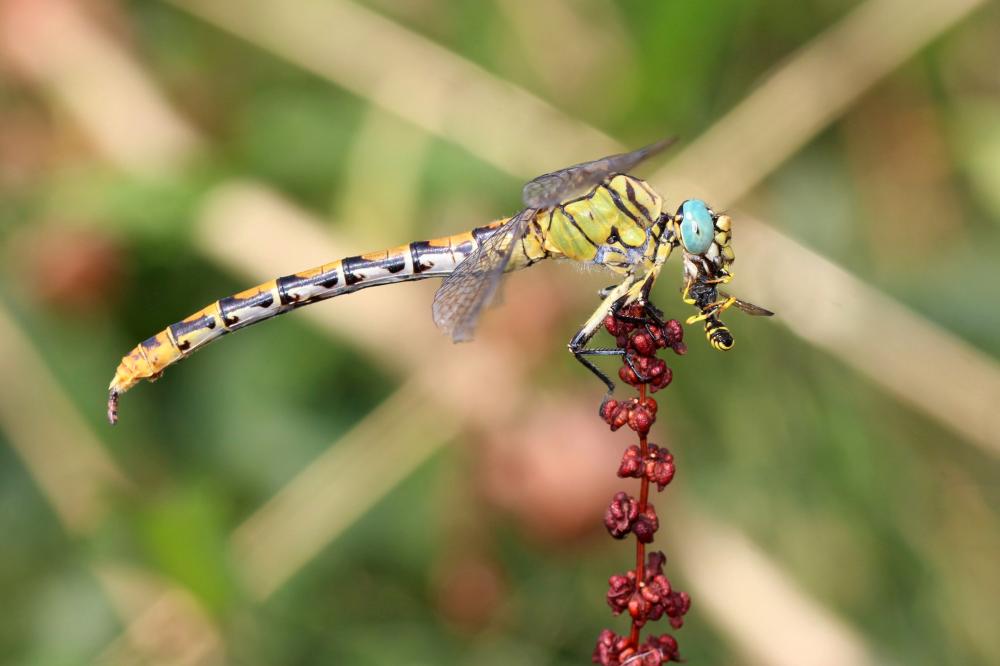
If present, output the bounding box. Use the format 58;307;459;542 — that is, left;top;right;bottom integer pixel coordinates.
544;174;663;272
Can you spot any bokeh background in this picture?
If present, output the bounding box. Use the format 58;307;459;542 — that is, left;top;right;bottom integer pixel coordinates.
2;0;999;664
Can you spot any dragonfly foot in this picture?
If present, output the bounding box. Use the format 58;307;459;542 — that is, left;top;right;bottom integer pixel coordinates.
597;392;615;418
623;352;651;384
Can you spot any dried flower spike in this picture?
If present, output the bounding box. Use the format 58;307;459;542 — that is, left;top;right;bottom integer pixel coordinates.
593;300;688;665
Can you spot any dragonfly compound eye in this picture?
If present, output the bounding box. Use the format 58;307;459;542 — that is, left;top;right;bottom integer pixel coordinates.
677;199;715;255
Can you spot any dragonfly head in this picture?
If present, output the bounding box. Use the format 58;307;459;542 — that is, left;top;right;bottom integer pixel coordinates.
674;199;734;270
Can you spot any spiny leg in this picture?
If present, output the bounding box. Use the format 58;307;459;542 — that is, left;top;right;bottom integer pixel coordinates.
601;282;666;351
569;277;639;402
571;346;622;394
643;300;665;324
570;275;664;402
569;306;626;396
620;349;650;383
611;302;665;333
571;345;652;390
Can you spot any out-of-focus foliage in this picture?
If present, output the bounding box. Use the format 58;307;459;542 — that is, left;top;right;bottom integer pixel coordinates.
1;1;998;665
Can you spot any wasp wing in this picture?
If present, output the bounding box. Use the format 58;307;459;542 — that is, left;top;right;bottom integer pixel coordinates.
521;137;676;209
719;291;775;317
432;209;532;342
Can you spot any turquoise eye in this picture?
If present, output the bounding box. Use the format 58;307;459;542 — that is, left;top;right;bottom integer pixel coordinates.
679;199;714;254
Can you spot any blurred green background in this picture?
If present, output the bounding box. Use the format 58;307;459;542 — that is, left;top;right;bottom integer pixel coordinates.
1;0;999;664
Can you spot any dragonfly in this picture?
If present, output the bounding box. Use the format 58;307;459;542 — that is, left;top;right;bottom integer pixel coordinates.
107;138;772;424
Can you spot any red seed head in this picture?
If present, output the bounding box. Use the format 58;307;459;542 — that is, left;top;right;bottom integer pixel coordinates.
604;492;639;539
592;629;634;666
617;445;643;479
619;364;640;386
643;634;681;663
630;330;656;356
633;515;657;543
645;444;676;489
650;365;673;391
665;319;684;345
646;551;667;576
603;315;622;337
606;572;635;615
627;405;655;434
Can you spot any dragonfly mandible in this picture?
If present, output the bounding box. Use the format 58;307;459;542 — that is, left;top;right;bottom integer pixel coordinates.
107;138;771;423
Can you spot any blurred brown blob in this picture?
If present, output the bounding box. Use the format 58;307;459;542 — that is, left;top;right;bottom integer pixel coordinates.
10;224;125;314
0;104;55;188
431;551;506;633
844;83;963;262
478;397;640;543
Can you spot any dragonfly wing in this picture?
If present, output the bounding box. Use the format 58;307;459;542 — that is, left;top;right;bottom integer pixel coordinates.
521;136;676;208
432;209;532;342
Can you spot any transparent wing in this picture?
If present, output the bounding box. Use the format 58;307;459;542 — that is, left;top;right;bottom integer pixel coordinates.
720;291;775;317
522;136;676;208
432;209;532;342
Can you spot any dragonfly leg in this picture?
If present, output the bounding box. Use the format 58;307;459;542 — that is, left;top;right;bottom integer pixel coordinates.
568;276;640;401
611;304;664;328
570;345;621;395
607;293;665;342
622;350;650;383
570;346;651;404
569;271;665;406
608;314;659;344
643;300;665;323
569;310;627;396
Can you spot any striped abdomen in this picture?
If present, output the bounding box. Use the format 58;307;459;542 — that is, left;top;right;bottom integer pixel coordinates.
108;218;546;421
704;315;734;351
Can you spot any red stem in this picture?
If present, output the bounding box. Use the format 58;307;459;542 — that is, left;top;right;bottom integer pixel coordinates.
629;383;651;649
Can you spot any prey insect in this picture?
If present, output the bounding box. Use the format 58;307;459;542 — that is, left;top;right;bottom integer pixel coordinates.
107;137;771;423
678;237;773;353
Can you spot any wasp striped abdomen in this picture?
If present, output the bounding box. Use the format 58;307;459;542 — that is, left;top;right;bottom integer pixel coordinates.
703;316;734;351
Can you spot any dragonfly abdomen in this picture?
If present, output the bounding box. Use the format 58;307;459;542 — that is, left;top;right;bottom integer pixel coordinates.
108;220;526;422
